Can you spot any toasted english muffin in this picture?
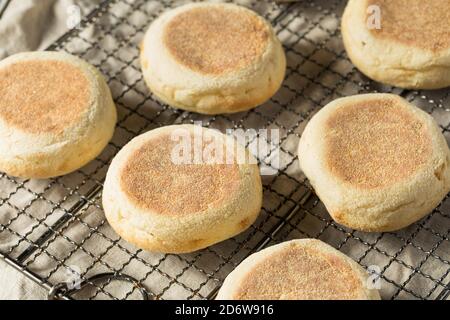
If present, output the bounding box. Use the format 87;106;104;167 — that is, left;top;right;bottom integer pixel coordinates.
102;125;263;253
217;239;381;300
140;3;286;114
0;51;117;178
342;0;450;89
298;93;450;232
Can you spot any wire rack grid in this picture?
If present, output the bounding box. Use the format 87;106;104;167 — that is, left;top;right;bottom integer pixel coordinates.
0;0;449;300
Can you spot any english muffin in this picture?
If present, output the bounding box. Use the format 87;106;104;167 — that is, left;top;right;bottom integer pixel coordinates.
140;3;286;114
102;125;262;253
0;51;117;179
298;93;450;232
342;0;450;89
217;239;381;300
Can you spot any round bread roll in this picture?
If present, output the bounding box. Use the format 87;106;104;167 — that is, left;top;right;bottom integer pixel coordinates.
102;125;262;253
217;239;381;300
0;51;117;179
140;3;286;114
298;93;450;232
342;0;450;89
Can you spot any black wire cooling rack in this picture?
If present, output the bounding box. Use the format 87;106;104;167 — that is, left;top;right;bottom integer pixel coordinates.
1;0;449;300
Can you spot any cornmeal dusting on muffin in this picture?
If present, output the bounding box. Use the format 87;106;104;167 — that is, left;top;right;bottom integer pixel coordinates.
235;243;363;299
0;60;91;134
325;98;432;189
120;133;241;215
163;6;269;74
367;0;450;52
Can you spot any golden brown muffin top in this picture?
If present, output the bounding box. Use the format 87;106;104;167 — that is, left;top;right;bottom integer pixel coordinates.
233;241;366;300
0;60;91;135
163;4;270;75
324;97;432;189
120;131;241;215
367;0;450;52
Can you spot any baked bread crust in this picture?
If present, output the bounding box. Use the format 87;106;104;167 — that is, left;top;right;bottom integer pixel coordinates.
0;51;117;178
342;0;450;89
140;3;286;114
102;125;263;253
298;94;450;232
217;239;381;300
